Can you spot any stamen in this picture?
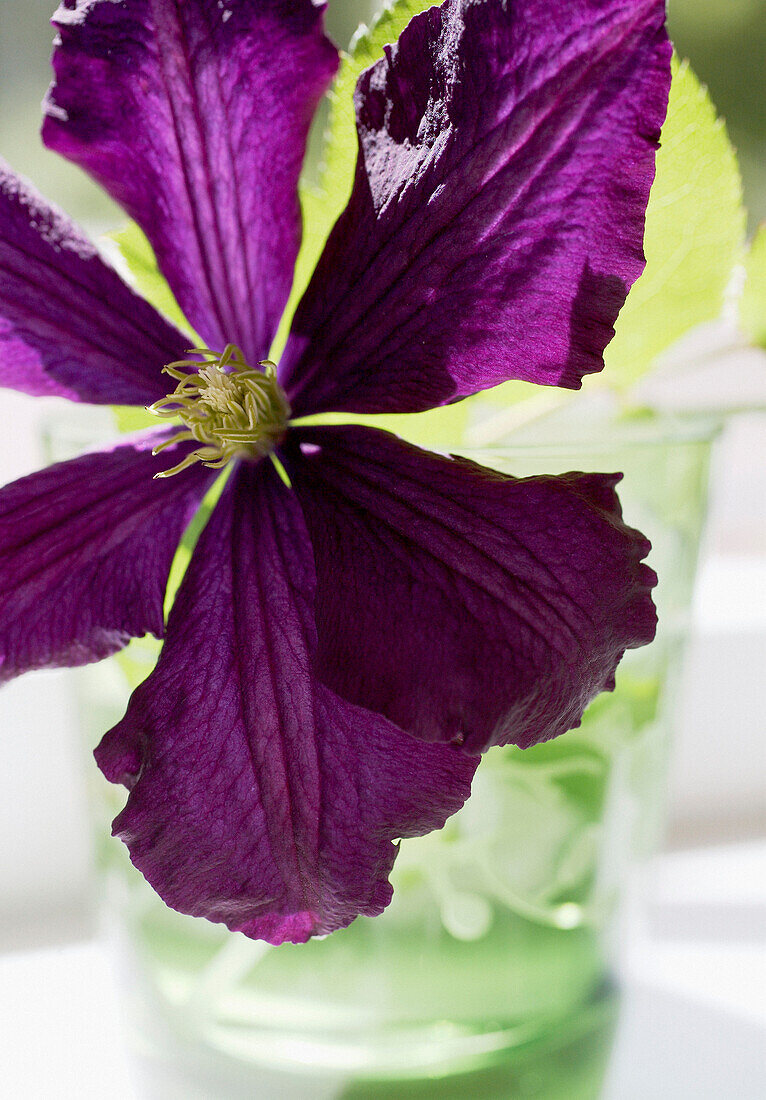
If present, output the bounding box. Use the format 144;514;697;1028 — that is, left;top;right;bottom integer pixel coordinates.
149;344;291;478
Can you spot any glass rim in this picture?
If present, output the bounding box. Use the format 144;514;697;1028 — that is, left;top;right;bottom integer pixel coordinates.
41;404;723;456
457;412;722;460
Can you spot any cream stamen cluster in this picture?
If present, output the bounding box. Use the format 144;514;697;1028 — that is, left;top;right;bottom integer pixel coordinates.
149;344;291;478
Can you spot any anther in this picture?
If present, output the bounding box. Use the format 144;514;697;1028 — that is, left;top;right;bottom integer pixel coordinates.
148;344;290;478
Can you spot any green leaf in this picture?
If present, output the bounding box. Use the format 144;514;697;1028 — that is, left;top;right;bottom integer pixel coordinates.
294;401;473;452
108;222;192;336
273;0;439;360
604;56;746;385
111;405;158;434
741;224;766;348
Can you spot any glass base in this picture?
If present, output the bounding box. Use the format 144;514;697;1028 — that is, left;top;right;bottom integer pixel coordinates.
129;972;617;1099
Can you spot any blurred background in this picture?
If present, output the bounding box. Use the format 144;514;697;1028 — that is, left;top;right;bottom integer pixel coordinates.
0;1;765;1096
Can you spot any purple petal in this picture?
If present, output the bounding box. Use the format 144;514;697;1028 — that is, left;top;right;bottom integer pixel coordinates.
96;461;476;943
286;425;657;754
0;163;188;406
44;0;339;365
281;0;671;416
0;433;212;683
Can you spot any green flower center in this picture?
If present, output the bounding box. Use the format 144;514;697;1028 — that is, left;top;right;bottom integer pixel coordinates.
149;344;291;478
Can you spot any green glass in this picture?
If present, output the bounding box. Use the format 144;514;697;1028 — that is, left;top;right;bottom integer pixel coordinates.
74;415;717;1099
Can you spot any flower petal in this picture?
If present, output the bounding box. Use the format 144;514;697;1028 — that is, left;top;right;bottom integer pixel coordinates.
0;163;188;406
281;0;671;416
0;433;212;683
44;0;339;365
96;461;476;943
286;425;657;754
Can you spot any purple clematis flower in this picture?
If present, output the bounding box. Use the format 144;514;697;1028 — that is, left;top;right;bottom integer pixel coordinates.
0;0;669;943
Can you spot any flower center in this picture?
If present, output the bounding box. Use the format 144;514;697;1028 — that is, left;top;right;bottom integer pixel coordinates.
149;344;291;478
